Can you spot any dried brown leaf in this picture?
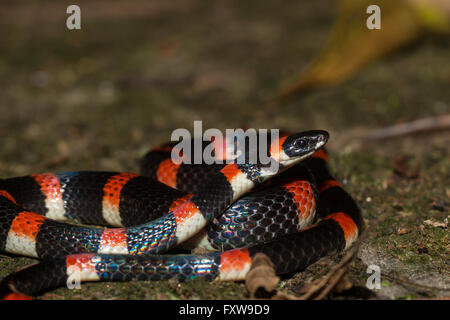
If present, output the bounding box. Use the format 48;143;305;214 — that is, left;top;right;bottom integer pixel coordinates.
333;275;354;294
393;158;420;179
417;224;427;235
277;0;450;101
423;218;448;228
397;227;411;235
245;253;280;299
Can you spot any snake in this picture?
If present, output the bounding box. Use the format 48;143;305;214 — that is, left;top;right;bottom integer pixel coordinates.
0;130;362;299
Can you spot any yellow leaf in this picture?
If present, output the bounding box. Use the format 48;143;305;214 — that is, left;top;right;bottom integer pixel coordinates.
277;0;449;102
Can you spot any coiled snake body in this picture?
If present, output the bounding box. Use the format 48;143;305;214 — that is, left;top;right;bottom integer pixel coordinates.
0;130;362;299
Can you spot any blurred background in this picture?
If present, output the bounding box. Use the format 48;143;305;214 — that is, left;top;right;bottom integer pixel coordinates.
0;0;448;299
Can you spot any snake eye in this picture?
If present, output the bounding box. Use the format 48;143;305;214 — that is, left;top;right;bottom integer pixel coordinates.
295;139;307;150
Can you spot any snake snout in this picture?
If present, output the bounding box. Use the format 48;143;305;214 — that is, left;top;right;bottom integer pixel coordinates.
282;130;329;159
308;130;329;150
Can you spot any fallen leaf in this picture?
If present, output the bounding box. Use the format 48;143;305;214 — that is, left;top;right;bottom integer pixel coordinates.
276;0;450;101
245;253;280;299
423;218;448;228
393;158;420;179
397;227;411;235
333;275;354;294
417;224;427;235
296;278;322;295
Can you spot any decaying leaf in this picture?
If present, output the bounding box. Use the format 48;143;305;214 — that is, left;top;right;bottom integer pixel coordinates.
393;157;420;179
245;253;280;299
277;0;450;101
296;278;322;295
397;227;411;235
417;224;427;235
423;218;448;228
333;274;354;294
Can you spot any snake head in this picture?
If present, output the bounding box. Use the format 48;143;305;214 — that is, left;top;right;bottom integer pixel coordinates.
275;130;329;165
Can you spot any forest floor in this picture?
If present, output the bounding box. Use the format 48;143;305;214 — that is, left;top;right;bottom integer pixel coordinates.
0;0;448;299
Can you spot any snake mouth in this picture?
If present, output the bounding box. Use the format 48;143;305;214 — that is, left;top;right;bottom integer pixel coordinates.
314;132;328;150
304;129;329;151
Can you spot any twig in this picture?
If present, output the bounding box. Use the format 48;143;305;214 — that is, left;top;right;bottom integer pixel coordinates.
314;266;349;300
297;210;390;300
381;272;450;292
363;114;450;140
297;228;370;299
